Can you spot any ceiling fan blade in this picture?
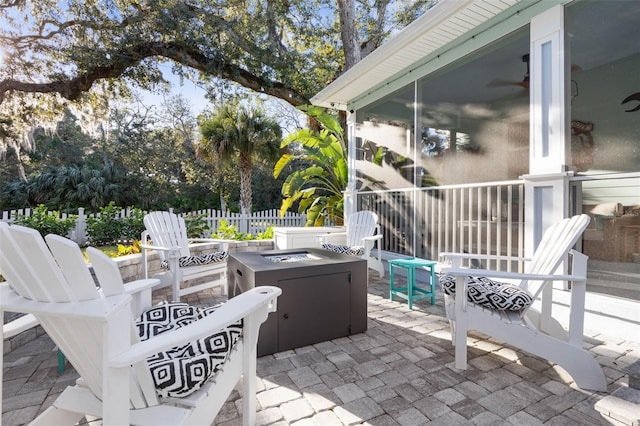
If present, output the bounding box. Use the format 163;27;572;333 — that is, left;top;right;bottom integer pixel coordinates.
486;78;527;88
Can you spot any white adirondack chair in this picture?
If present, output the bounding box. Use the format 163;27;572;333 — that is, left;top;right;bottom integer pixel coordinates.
0;223;281;425
142;211;230;301
439;214;606;391
318;210;385;278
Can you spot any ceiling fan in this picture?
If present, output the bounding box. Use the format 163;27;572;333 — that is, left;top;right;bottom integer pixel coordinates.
487;54;530;90
487;54;581;90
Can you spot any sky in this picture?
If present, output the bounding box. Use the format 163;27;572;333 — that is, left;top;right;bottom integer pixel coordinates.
141;65;211;116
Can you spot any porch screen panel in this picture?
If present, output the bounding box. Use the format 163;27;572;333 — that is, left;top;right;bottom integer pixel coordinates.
356;84;417;255
415;28;530;261
567;1;640;302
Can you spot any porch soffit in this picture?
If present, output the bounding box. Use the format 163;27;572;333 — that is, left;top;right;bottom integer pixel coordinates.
311;0;534;111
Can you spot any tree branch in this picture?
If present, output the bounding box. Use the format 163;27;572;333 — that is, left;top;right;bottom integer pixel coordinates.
0;41;309;107
360;0;391;58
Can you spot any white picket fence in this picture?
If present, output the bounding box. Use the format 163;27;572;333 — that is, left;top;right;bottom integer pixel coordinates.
0;207;307;244
181;208;306;236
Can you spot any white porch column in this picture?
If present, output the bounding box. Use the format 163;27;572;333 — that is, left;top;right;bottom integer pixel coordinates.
524;5;572;257
344;110;358;218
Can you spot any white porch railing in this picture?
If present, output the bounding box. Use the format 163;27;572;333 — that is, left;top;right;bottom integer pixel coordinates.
357;180;526;271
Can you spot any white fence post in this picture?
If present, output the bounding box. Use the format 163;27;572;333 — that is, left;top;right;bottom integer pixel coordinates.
75;207;86;245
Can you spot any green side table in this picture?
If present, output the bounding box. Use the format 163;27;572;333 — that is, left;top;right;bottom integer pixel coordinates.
388;257;437;310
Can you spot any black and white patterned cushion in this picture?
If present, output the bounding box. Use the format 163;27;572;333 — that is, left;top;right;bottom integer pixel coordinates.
321;243;365;256
438;273;533;312
160;251;228;270
136;302;242;398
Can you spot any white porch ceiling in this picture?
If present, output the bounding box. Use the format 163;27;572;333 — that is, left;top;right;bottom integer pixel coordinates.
311;0;528;110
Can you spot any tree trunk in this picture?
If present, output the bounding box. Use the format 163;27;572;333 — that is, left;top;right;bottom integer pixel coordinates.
239;151;253;216
337;0;361;70
336;0;360;137
220;193;227;213
9;142;28;182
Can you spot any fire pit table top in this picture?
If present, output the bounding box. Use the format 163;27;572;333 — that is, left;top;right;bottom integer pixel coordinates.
229;247;362;272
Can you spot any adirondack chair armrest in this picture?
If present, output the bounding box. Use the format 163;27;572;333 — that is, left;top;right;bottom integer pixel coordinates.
440;266;586;283
2;313;39;339
122;278;161;317
139;243;182;253
362;234;383;255
187;238;231;251
123;278;160;295
109;286;282;368
440;252;532;263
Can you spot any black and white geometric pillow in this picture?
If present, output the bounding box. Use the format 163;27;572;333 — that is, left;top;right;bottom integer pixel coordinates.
321;243;365;256
136;302;242;398
438;273;533;312
160;251;229;270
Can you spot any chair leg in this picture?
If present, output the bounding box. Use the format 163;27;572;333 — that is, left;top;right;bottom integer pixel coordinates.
443;294;456;343
449;319;456;345
58;349;65;373
453;275;468;369
172;275;181;302
389;264;396;302
407;267;415;310
366;257;384;279
429;266;436;305
377;249;385;279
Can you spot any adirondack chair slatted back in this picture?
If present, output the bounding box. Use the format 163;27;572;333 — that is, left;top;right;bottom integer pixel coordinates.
346;211;379;247
0;223;94;303
144;211;192;259
521;214;590;300
0;223;158;409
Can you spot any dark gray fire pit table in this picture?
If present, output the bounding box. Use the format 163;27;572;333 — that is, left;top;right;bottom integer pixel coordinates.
228;248;367;356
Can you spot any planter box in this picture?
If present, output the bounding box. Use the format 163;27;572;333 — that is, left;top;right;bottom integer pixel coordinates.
273;226;345;250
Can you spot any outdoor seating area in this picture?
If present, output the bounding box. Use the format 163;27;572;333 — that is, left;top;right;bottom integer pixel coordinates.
2;259;638;425
3;0;640;424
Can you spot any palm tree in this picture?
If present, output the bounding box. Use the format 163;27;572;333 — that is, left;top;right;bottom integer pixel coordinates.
25;165;122;210
273;105;348;226
199;102;282;215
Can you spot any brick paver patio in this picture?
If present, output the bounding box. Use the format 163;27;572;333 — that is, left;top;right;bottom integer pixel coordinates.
3;271;638;425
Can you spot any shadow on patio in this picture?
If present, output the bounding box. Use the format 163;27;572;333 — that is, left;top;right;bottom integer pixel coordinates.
2;271;636;425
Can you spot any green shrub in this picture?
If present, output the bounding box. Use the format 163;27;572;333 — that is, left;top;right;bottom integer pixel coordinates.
257;226;274;240
121;208;145;240
184;214;211;238
211;220;251;240
210;221;274;241
14;205;76;237
86;203;146;245
86;202;124;246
